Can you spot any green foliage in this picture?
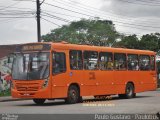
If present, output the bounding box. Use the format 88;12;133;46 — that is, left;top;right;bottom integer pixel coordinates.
42;18;119;46
42;18;160;52
114;34;139;49
115;33;160;52
140;33;160;51
0;89;11;97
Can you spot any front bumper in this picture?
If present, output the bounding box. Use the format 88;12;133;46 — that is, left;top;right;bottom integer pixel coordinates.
11;88;51;99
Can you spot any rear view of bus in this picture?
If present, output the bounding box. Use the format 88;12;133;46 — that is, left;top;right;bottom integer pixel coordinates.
11;43;51;104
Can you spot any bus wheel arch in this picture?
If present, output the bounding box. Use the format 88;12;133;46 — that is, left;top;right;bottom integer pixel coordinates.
65;83;82;104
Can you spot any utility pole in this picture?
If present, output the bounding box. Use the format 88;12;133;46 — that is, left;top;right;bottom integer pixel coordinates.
14;0;45;42
36;0;41;42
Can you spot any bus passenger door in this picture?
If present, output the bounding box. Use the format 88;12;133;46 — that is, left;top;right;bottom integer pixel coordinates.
51;51;69;98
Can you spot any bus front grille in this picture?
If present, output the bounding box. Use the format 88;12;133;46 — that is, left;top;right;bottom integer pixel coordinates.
16;86;39;91
15;83;40;91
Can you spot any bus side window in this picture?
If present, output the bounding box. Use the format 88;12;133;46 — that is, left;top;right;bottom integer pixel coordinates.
83;51;98;70
151;55;155;71
69;50;83;70
52;52;66;74
114;53;127;70
127;54;139;70
99;52;113;70
139;55;150;71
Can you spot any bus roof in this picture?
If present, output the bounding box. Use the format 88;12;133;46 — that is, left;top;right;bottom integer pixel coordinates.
51;42;155;55
17;42;155;55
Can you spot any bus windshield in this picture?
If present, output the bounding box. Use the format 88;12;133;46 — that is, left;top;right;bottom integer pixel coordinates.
12;52;50;80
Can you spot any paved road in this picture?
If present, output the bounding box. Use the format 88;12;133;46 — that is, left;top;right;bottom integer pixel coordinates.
0;91;160;114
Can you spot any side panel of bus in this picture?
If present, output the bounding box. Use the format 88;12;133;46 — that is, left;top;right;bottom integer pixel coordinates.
80;70;115;96
136;71;157;92
51;47;157;99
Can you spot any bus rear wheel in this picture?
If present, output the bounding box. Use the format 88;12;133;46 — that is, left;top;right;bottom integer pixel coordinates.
119;83;135;99
33;99;46;105
65;85;80;104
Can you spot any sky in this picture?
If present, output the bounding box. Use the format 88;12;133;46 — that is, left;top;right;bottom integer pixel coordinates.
0;0;160;45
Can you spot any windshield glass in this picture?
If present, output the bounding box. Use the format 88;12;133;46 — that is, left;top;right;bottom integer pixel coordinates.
12;52;50;80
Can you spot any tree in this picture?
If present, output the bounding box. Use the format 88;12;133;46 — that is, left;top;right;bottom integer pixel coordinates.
42;18;160;52
114;34;140;49
114;33;160;52
42;18;119;46
140;33;160;51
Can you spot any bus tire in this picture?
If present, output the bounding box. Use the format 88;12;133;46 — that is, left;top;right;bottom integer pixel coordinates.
125;83;135;99
33;99;46;105
133;93;136;98
65;85;80;104
78;96;83;103
118;94;125;99
119;83;135;99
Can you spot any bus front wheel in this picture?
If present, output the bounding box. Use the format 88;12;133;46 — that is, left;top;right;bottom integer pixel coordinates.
119;83;135;99
33;99;46;105
65;85;80;104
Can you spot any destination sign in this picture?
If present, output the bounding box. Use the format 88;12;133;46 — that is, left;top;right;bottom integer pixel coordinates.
16;44;51;52
22;45;43;51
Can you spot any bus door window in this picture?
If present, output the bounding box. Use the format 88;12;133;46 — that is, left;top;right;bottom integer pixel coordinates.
99;52;113;70
127;54;139;70
83;51;98;70
114;53;127;70
151;56;155;71
52;52;66;74
69;50;83;70
139;55;150;71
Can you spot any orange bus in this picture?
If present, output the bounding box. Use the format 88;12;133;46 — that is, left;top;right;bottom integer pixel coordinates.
11;42;157;104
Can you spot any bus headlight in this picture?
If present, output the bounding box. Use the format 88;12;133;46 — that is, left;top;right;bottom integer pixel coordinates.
42;78;49;88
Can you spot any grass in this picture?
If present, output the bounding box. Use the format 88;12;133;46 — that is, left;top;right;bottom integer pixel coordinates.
0;89;11;97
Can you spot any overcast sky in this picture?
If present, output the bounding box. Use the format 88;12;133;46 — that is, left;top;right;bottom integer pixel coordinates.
0;0;160;45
